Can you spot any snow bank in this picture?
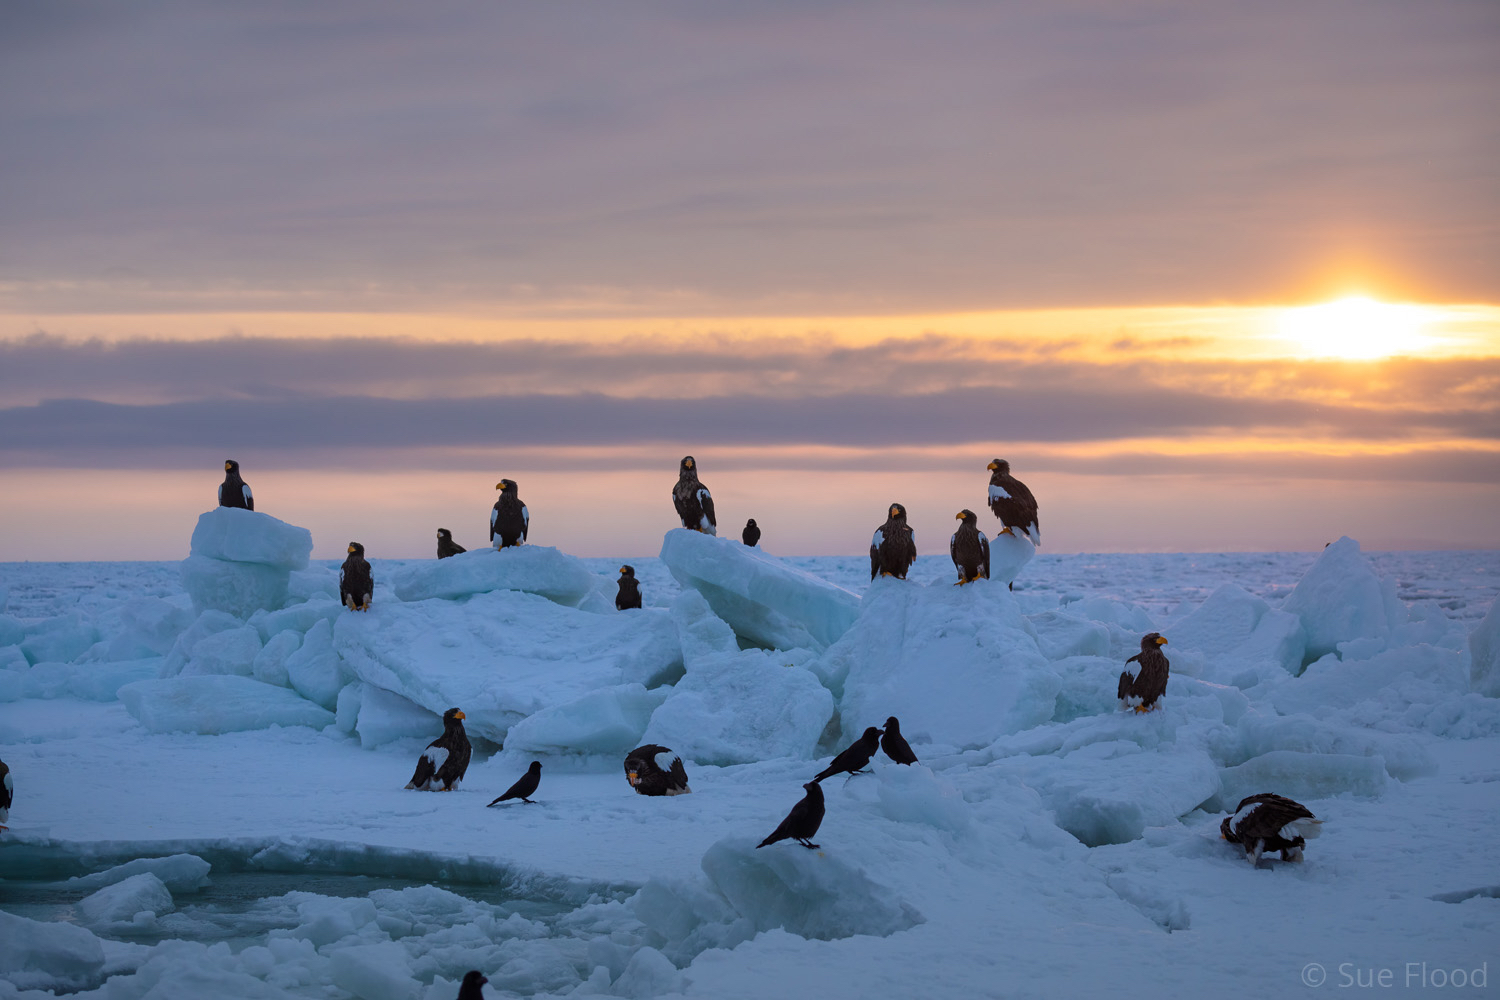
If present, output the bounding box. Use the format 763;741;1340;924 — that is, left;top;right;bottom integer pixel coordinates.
640;592;833;764
76;871;175;931
181;507;315;618
819;577;1058;748
1281;536;1406;665
118;675;335;734
0;910;106;993
333;590;682;743
68;854;211;894
660;529;860;651
390;545;595;607
1470;595;1500;698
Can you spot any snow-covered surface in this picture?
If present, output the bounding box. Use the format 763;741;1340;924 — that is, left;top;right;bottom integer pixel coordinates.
390;546;595;607
1;541;1498;999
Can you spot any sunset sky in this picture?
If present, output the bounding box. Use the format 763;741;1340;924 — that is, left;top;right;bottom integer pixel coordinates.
2;2;1496;560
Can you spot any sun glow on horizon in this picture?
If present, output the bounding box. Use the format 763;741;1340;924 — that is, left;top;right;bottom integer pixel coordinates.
1278;296;1434;360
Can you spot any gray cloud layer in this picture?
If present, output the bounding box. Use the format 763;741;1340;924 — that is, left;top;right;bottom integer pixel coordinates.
3;1;1496;312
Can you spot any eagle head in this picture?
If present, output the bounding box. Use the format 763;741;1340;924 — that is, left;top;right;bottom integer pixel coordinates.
987;459;1009;474
619;565;635;578
225;460;238;473
347;542;364;557
888;503;907;520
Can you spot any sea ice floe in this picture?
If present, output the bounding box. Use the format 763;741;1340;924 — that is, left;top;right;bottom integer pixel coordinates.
118;674;335;734
333;589;682;743
1469;594;1500;698
820;577;1059;748
0;909;106;993
77;872;176;931
336;681;442;749
67;854;212;894
1168;582;1306;679
285;619;352;711
390;545;595;607
660;528;860;651
1212;749;1387;809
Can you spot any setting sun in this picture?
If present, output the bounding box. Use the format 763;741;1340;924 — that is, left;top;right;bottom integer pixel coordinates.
1279;296;1433;359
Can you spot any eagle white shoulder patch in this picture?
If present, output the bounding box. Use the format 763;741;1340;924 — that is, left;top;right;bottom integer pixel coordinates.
989;484;1011;501
424;746;449;769
872;528;884;547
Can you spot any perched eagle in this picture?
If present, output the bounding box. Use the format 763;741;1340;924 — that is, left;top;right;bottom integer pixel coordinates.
880;716;918;765
339;542;373;611
742;518;761;547
406;708;472;791
490;479;529;548
615;565;642;610
813;726;883;782
624;744;691;796
950;509;990;585
986;459;1038;546
436;528;466;559
1118;632;1170;712
219;459;253;511
487;761;542;806
0;758;11;830
1221;793;1322;865
870;503;917;580
672;456;717;535
757;781;825;850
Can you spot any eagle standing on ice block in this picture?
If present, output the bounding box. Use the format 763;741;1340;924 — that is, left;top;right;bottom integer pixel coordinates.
219;460;253;510
406;708;472;791
1118;632;1169;712
615;565;642;610
1221;793;1322;865
490;479;529;548
339;542;373;611
673;456;717;535
986;459;1038;546
0;758;11;831
950;509;990;585
870;503;917;580
436;528;466;559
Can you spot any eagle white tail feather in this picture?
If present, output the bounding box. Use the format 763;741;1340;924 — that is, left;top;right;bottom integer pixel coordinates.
1283;818;1323;839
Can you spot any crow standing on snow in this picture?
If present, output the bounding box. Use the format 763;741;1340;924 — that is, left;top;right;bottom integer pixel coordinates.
813;727;883;782
880;716;918;765
488;761;542;805
757;781;825;850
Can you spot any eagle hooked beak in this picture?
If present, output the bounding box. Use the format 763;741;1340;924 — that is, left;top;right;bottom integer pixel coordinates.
619;566;628;573
454;710;466;720
224;462;233;471
347;545;356;553
987;460;999;470
495;482;504;490
1156;636;1169;646
627;771;639;785
954;512;964;520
